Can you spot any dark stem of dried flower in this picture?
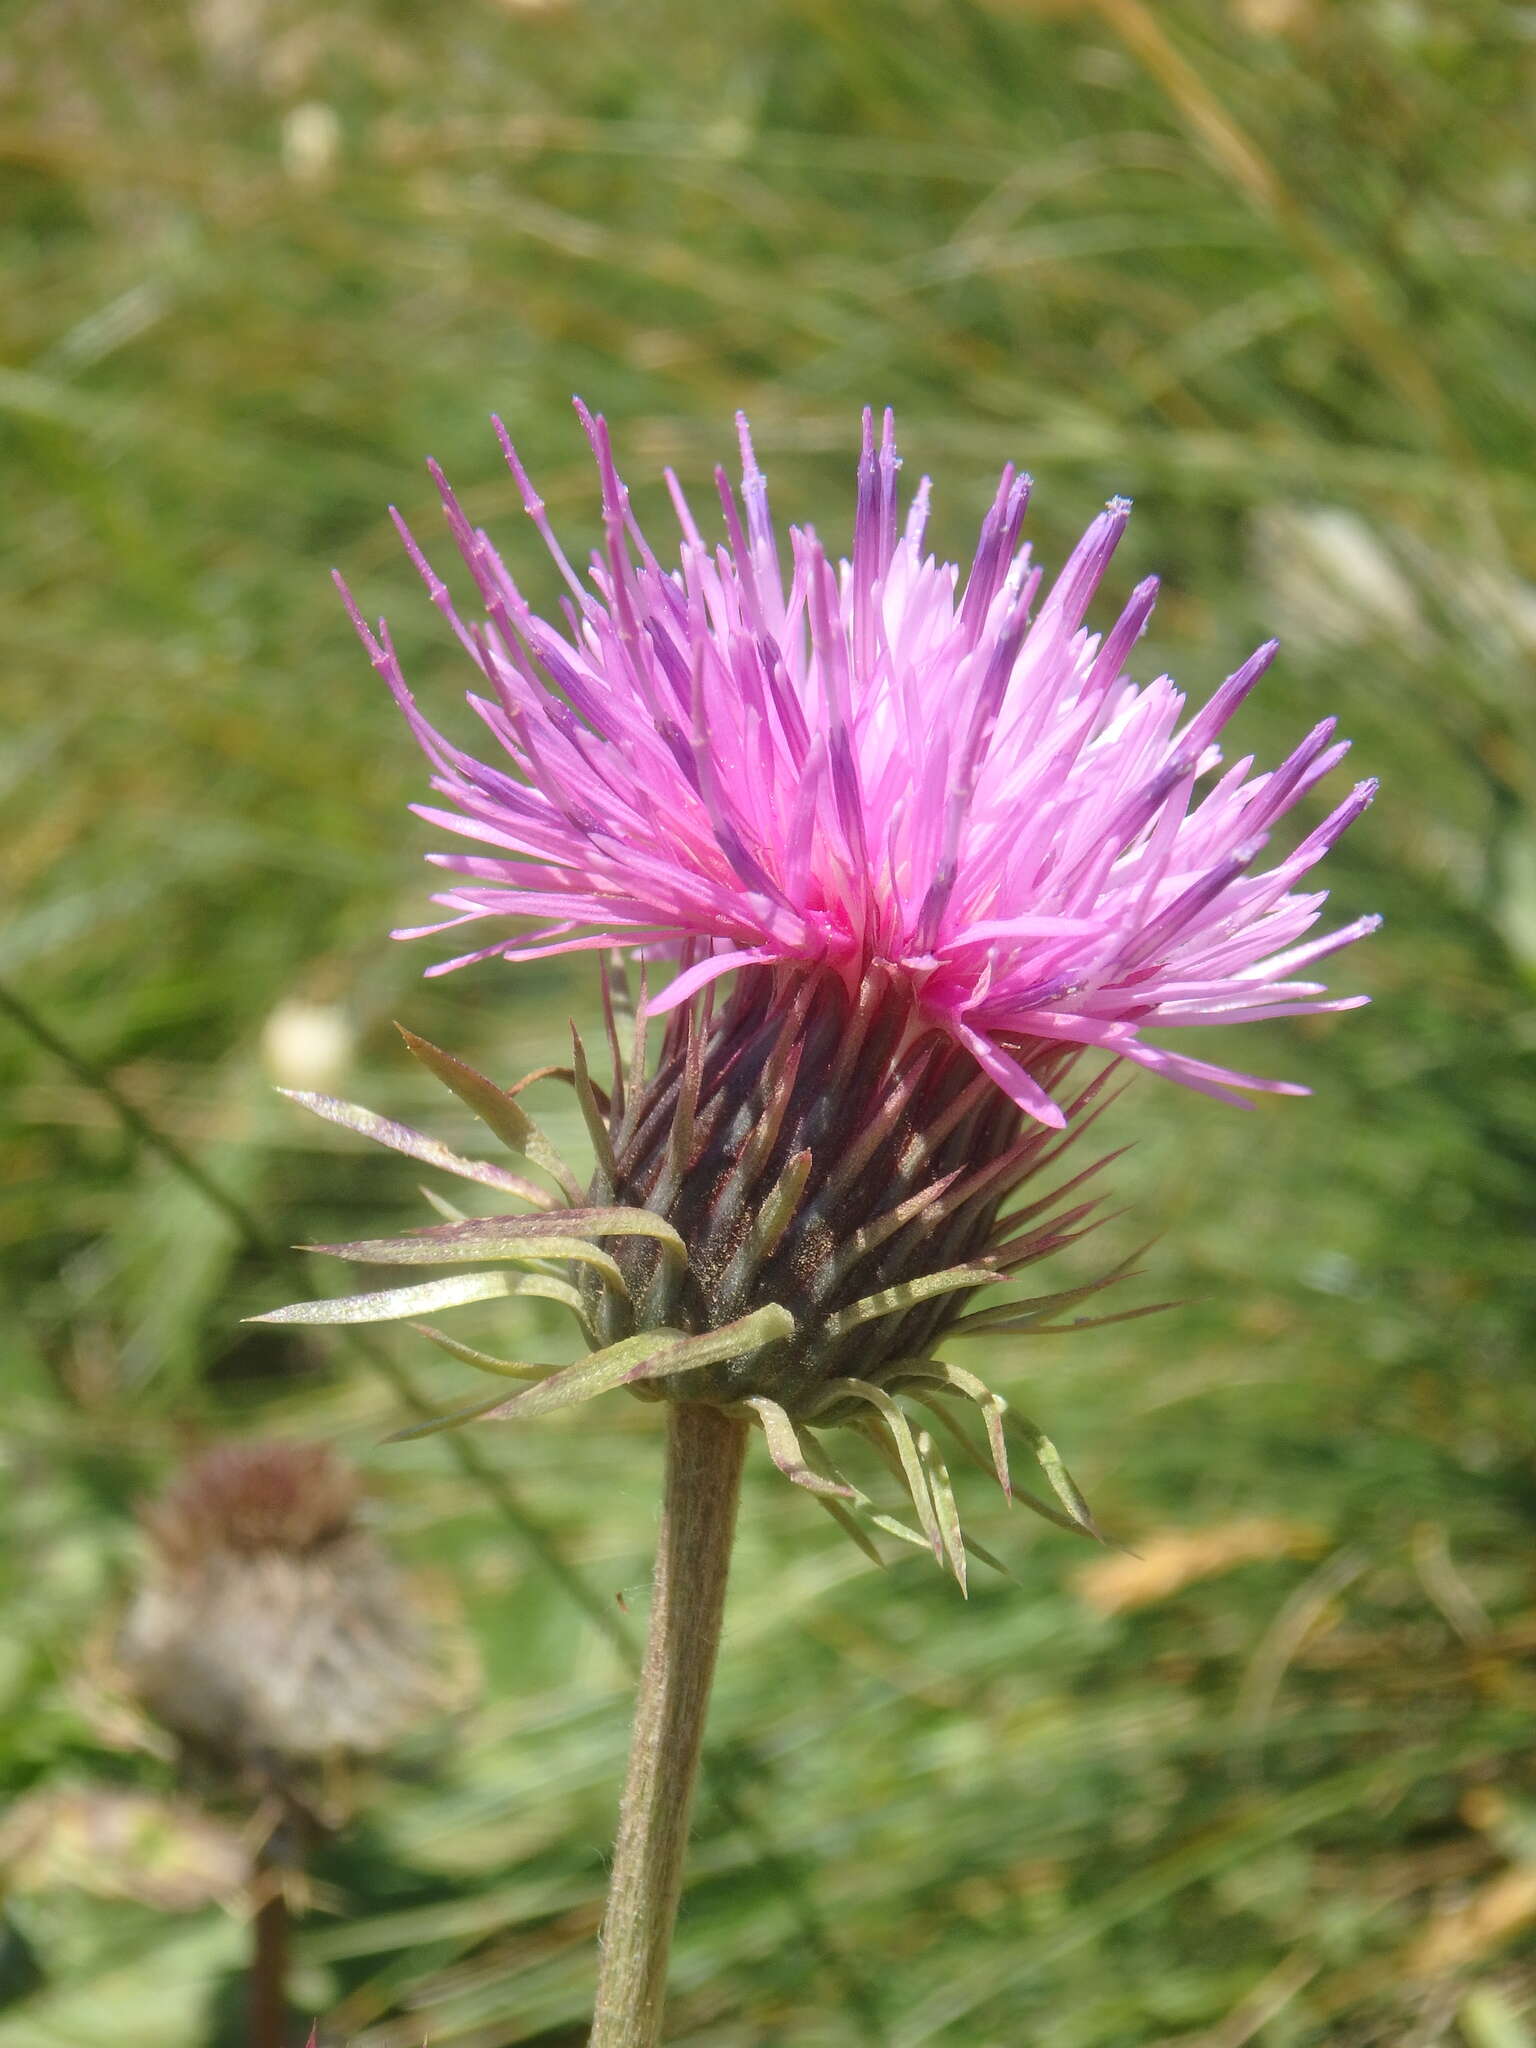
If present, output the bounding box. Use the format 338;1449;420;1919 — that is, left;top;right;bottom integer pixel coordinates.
249;1860;291;2048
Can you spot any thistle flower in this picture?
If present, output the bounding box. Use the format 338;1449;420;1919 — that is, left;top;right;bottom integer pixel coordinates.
362;405;1375;1124
118;1441;447;1799
258;408;1376;2048
261;406;1375;1577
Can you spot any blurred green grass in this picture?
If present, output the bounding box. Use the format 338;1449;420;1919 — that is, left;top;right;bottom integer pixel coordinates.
3;0;1535;2041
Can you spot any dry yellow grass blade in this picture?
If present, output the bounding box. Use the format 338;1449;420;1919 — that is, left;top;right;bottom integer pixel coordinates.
1080;0;1466;457
1407;1863;1536;1977
1074;1517;1320;1615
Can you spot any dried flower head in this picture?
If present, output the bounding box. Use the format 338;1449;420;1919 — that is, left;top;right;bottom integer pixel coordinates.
259;410;1377;1582
119;1441;448;1796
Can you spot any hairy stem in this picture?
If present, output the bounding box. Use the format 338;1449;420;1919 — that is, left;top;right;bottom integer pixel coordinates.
589;1403;749;2048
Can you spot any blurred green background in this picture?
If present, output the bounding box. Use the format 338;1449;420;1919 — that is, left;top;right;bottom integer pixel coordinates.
3;0;1535;2042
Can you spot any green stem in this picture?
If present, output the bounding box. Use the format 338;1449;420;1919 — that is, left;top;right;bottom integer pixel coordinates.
589;1403;749;2048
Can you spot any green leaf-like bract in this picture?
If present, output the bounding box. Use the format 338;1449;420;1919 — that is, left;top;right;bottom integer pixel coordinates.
306;1207;686;1269
386;1304;796;1439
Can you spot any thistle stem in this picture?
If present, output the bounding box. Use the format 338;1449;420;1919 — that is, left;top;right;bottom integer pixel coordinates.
589;1403;749;2048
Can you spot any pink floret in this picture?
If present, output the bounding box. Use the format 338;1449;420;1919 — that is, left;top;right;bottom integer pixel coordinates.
344;405;1377;1128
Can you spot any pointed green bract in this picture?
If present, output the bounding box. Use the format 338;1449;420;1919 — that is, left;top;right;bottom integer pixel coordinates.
571;1027;619;1187
749;1149;812;1265
971;1300;1184;1338
307;1225;630;1298
829;1167;965;1284
790;1404;1017;1579
742;1396;855;1498
279;1088;553;1206
949;1242;1151;1334
409;1305;593;1375
437;1269;593;1333
307;1207;685;1270
916;1428;968;1593
800;1432;931;1557
894;1360;1013;1497
481;1303;796;1423
906;1388;1000;1489
811;1490;889;1568
460;1328;691;1422
385;1384;536;1440
1006;1413;1102;1539
387;1323;763;1442
827;1379;947;1573
618;1302;795;1382
822;1265;998;1341
249;1270;526;1325
396;1025;584;1202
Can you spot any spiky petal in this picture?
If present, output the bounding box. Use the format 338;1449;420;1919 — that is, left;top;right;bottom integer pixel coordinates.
346;406;1377;1127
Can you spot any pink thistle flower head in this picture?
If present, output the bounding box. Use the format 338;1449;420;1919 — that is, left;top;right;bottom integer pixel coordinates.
268;408;1383;1574
346;405;1376;1132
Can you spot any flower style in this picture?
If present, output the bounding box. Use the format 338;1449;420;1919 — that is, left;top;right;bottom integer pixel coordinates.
260;407;1376;1580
